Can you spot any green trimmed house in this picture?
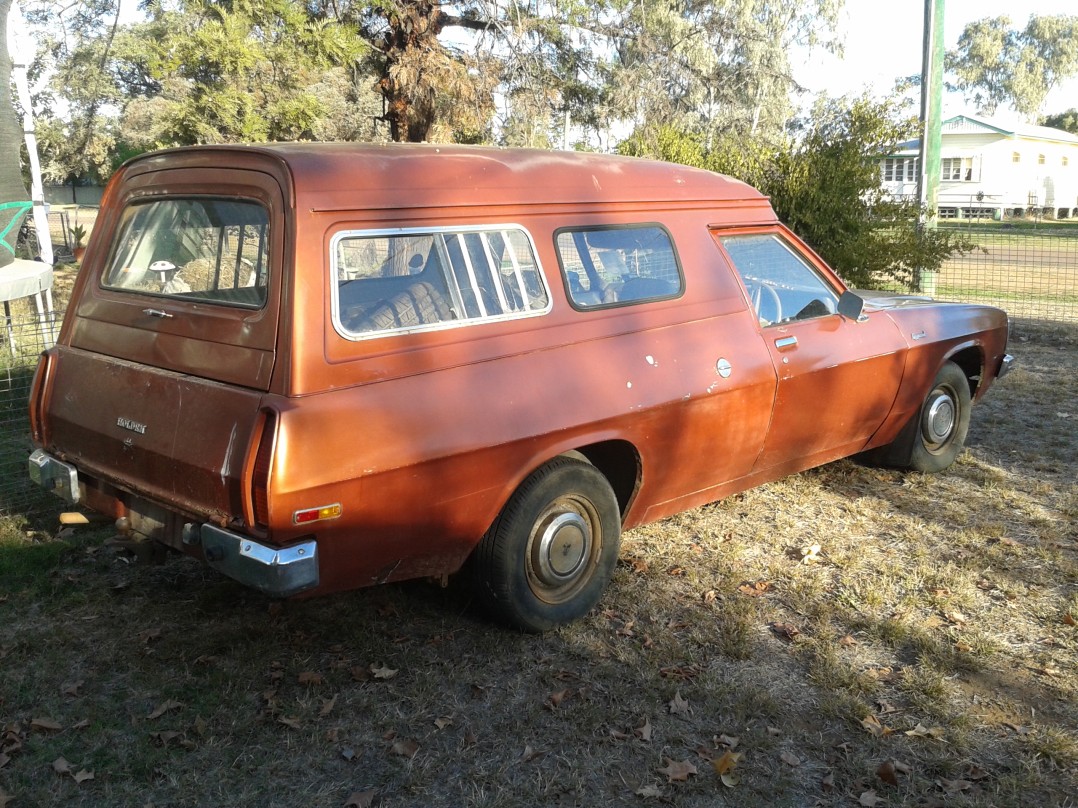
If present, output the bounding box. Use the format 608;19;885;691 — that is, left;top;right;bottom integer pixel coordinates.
880;115;1078;219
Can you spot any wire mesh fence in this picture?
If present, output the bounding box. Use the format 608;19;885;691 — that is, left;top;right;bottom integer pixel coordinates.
932;224;1078;324
1;222;1076;517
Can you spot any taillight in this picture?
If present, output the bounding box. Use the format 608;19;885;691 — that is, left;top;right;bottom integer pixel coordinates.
28;350;54;444
246;409;277;530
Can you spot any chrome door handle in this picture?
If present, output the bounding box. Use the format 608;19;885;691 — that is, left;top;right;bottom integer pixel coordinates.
774;336;797;349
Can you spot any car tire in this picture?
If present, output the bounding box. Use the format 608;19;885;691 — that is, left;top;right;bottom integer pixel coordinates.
473;457;621;632
862;360;972;473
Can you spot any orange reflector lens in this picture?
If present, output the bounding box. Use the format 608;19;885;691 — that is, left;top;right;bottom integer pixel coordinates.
293;503;342;525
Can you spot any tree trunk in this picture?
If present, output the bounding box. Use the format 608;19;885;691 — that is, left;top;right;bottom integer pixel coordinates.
0;0;29;265
378;0;443;143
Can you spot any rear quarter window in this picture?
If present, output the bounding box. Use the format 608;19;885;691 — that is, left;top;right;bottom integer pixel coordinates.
102;198;270;308
555;225;683;309
332;226;550;339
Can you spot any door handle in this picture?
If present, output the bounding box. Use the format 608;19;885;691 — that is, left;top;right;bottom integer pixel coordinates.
774;336;798;349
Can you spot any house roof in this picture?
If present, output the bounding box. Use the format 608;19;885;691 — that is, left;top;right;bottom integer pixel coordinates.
887;114;1078;155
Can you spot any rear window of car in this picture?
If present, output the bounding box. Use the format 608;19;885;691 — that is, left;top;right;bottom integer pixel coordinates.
332;226;550;339
554;225;683;309
102;198;270;308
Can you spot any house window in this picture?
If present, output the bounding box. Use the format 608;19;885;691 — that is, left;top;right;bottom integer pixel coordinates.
941;157;974;181
1038;154;1046;165
1013;152;1021;163
881;157;919;182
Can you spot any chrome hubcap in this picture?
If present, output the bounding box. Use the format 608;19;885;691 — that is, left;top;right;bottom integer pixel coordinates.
531;511;590;587
921;387;957;450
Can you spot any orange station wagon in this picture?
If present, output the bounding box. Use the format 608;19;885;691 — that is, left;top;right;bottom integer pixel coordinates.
28;144;1013;630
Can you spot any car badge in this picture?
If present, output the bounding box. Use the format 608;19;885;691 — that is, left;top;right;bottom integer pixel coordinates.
116;417;147;435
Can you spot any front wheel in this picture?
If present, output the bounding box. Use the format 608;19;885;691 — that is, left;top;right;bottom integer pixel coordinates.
473;457;621;632
861;360;972;473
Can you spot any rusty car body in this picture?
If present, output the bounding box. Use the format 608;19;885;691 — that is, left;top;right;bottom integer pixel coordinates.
28;144;1013;630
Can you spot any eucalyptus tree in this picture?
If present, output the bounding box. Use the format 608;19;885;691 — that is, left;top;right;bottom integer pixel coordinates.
948;14;1078;120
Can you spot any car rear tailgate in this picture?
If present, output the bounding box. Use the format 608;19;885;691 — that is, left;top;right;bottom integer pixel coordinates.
42;346;264;525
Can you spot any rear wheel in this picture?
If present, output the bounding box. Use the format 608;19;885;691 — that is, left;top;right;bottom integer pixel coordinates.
862;360;972;473
473;457;621;632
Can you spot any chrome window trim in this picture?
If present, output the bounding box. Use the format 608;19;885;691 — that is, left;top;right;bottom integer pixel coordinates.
330;224;553;342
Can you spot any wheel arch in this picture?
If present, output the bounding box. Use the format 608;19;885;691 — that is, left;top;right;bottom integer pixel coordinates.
557;439;641;521
944;344;984;398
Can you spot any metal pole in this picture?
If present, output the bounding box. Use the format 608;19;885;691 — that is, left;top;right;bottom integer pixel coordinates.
916;0;945;295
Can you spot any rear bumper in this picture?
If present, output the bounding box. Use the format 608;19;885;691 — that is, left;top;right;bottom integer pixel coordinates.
28;450;80;503
201;525;319;598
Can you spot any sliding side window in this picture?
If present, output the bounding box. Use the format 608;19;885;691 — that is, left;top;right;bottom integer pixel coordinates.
555;225;683;309
333;226;550;338
102;198;270;308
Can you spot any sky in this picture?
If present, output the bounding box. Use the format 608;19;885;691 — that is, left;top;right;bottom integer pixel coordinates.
794;1;1078;123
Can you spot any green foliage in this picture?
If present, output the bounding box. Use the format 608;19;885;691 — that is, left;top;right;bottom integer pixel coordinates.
947;15;1078;120
1041;109;1078;135
621;98;975;290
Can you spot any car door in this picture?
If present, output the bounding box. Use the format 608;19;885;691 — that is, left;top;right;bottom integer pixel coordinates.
715;229;908;474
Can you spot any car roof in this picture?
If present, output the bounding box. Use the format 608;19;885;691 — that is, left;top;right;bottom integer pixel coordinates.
125;142;773;215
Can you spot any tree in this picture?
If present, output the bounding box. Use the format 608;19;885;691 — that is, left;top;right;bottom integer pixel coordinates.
1041;108;1078;135
620;96;974;291
0;0;29;263
602;0;842;147
948;14;1078;120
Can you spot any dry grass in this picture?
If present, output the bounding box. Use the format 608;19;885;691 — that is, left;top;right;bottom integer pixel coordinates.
1;324;1076;808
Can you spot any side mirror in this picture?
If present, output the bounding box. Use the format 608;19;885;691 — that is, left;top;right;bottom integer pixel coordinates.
838;291;866;322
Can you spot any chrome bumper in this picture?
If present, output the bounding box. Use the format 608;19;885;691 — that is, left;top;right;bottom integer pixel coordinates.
997;353;1015;380
27;449;80;503
201;525;319;598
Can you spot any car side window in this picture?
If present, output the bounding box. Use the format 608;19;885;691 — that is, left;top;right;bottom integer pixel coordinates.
719;234;839;327
332;226;550;339
555;225;683;309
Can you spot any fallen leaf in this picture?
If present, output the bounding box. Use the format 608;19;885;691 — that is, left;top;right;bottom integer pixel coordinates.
780;751;801;766
720;772;741;787
702;590;717;603
635;784;663;798
821;771;835;791
73;769;94;784
801;543;822;563
0;752;9;769
738;580;771;597
905;723;944;739
877;761;898;786
370;664;399;681
148;700;182;720
658;758;697;782
71;719;90;730
668;691;691;716
278;716;303;730
716;733;739;749
31;717;62;732
945;610;967;625
548;689;570;708
320;696;337;717
1063;613;1076;627
711;749;742;776
954;641;973;653
391;739;420;759
1003;722;1029;735
861;714;894;737
53;756;72;775
343;790;376;808
298;671;324;685
634;717;652;742
433;717;452;730
876;700;898;715
138;628;162;643
767;726;782;737
938;778;972;794
839;635;858;647
626;557;649;574
859;790;880;806
520;745;543;763
341;747;355;761
61;680;84;697
966;764;989;780
610;728;630;740
770;622;800;641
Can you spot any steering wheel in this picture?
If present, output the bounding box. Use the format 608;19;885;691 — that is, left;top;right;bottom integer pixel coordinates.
746;280;782;324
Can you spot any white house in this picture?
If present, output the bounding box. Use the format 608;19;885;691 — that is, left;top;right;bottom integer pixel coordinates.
880;115;1078;219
